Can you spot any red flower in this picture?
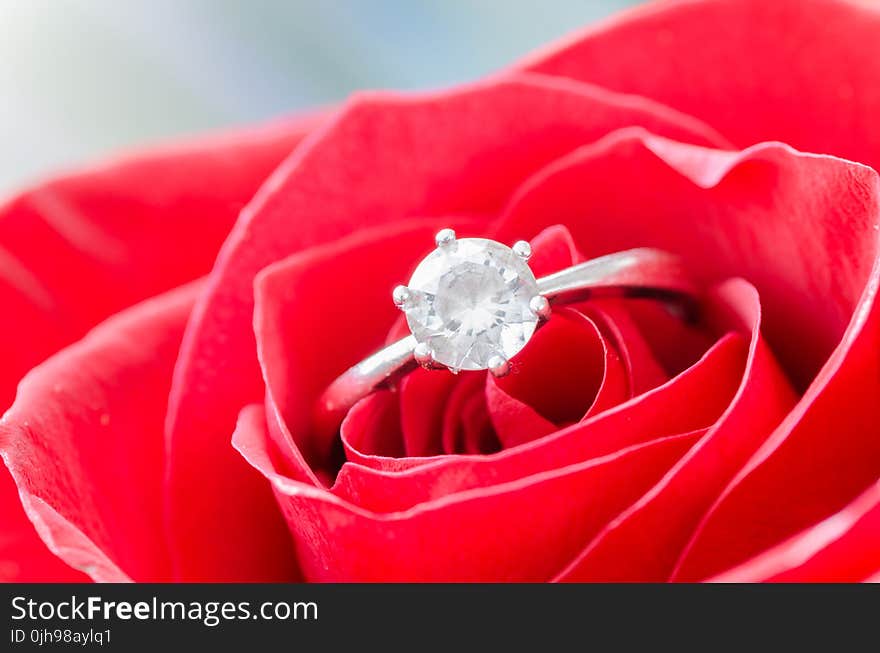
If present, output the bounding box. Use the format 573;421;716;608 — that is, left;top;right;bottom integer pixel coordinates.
1;0;879;582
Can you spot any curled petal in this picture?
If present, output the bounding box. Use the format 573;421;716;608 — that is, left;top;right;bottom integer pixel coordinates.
486;308;626;448
338;330;746;514
556;281;797;581
234;403;701;582
586;301;668;395
1;283;202;581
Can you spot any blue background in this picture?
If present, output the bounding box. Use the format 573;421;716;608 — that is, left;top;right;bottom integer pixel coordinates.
0;1;641;193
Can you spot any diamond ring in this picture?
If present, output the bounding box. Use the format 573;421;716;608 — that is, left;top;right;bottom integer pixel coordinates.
316;228;698;433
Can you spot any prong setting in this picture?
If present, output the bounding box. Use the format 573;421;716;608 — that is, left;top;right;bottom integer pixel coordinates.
529;295;551;320
435;228;457;249
413;342;434;368
512;240;532;260
399;237;540;372
392;285;411;308
487;354;510;378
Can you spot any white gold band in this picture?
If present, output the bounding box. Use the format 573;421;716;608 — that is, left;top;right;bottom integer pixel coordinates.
315;247;697;436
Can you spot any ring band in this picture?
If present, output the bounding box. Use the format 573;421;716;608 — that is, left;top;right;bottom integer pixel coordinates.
315;232;698;437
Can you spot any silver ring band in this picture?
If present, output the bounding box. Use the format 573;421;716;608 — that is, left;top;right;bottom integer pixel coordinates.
315;247;697;436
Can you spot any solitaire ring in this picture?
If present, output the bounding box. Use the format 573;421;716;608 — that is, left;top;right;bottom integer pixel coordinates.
316;228;698;433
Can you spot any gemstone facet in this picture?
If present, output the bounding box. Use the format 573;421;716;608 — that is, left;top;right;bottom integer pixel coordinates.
401;237;540;372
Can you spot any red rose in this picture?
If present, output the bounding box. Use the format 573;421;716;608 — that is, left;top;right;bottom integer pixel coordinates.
1;0;879;582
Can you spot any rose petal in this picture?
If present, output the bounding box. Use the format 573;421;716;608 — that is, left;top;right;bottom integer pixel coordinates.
709;481;880;582
495;133;876;389
581;326;630;418
398;369;460;459
341;391;404;461
524;223;585;276
672;295;880;580
460;393;499;456
585;302;668;395
0;283;201;581
0;113;321;408
166;76;727;578
494;132;880;579
344;308;634;469
519;0;880;166
483;381;556;451
610;299;716;380
486;308;622;448
0;470;85;581
0;113;321;582
333;330;745;515
234;403;700;582
555;280;797;581
438;383;474;457
341;390;436;473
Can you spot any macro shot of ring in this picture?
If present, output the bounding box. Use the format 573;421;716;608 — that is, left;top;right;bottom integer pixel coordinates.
317;231;698;433
1;0;879;641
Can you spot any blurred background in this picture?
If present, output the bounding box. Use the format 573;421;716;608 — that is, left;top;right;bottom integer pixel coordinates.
0;0;642;194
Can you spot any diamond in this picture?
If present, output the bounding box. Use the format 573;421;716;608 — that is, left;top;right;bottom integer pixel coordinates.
402;237;540;372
